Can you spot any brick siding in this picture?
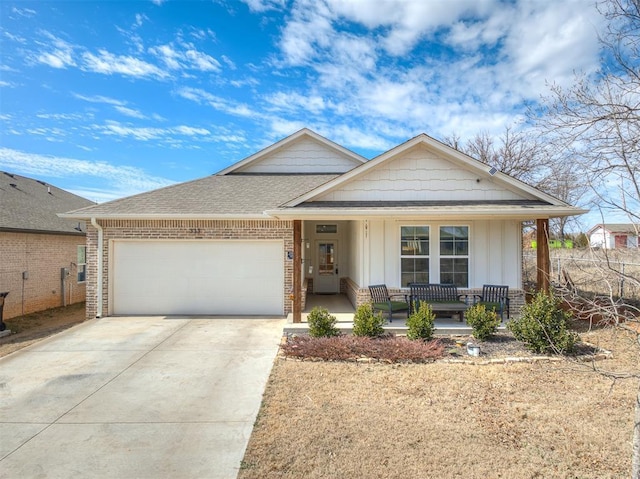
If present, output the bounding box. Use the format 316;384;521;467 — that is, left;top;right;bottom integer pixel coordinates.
85;219;293;319
0;231;87;319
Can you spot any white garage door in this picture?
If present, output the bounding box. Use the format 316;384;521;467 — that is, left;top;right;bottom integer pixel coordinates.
112;240;284;315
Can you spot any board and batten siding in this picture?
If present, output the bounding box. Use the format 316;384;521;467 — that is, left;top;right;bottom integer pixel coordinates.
363;219;522;289
317;144;530;202
236;137;361;174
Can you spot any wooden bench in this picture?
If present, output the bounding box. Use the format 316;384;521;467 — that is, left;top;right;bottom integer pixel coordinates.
408;283;469;321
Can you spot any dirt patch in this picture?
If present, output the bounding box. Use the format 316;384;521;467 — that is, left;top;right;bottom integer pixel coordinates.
0;303;86;358
240;325;638;479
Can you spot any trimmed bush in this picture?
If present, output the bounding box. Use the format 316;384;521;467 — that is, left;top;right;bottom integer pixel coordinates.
307;306;340;338
406;302;435;341
353;303;385;338
465;304;501;341
507;291;578;354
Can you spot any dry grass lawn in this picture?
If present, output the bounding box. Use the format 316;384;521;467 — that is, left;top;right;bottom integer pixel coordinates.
240;325;638;479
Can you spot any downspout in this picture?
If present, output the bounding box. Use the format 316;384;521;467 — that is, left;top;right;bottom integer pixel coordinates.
90;218;103;318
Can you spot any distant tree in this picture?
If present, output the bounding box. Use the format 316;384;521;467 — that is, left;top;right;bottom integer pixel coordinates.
442;127;586;239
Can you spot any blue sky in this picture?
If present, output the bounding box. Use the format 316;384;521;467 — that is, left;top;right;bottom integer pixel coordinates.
1;0;605;206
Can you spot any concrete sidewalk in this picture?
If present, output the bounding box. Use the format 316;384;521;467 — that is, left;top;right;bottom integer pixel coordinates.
0;316;285;479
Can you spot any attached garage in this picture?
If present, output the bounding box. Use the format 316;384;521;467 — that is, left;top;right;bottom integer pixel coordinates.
111;240;284;315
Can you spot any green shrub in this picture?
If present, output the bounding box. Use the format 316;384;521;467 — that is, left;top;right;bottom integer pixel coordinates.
507;291;578;354
465;304;501;341
406;302;435;341
307;306;340;338
353;303;385;338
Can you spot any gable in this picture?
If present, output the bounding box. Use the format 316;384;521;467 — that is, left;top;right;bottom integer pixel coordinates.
233;136;363;174
314;143;530;202
217;128;366;175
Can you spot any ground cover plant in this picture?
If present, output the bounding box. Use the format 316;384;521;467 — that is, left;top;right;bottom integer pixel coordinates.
281;335;445;362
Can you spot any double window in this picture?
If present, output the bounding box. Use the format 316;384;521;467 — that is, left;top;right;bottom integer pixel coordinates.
400;225;469;287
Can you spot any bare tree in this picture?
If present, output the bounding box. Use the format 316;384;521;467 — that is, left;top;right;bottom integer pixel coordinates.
442;127;587;239
534;0;640;475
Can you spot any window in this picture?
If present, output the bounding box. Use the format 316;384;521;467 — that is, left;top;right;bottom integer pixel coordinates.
400;226;429;287
439;226;469;287
77;245;87;283
316;224;337;234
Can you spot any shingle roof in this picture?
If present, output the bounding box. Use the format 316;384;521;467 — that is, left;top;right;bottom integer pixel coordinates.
0;172;95;234
592;223;640;234
64;174;339;218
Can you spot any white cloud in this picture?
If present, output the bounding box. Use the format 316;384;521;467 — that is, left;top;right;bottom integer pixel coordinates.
11;7;37;18
82;49;168;78
149;43;221;72
96;121;211;141
0;147;174;200
176;87;260;118
114;106;147;119
241;0;286;12
35;34;76;69
73;93;127;106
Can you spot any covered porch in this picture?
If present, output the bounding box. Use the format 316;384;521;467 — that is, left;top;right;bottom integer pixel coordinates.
285;293;509;335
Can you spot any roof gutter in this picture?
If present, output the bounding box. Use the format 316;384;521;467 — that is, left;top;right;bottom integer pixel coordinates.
263;207;589;220
90;218;103;319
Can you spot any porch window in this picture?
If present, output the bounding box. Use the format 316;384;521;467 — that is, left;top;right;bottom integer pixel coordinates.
439;226;469;287
77;245;87;283
400;226;429;287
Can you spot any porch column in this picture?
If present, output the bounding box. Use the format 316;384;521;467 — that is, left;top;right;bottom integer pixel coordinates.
536;218;550;293
293;220;302;323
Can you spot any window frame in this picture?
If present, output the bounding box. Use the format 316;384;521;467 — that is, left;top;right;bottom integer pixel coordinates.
77;245;87;283
399;225;430;287
438;225;470;288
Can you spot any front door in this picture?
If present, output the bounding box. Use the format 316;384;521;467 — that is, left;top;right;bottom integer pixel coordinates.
314;241;339;293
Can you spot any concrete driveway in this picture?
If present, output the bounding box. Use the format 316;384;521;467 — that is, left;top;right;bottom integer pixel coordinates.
0;316;285;479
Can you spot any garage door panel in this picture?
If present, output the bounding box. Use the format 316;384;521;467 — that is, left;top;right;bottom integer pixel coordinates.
112;241;284;315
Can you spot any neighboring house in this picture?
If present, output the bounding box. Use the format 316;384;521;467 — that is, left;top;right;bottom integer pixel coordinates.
588;224;640;249
0;172;95;319
62;129;586;321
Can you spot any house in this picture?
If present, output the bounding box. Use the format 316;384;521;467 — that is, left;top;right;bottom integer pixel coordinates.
588;224;639;249
0;172;95;319
62;129;587;321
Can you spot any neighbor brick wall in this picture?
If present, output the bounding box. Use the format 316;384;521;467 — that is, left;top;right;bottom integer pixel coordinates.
85;219;294;319
0;231;87;319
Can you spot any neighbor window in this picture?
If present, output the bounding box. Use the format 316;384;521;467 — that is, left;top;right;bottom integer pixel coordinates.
439;226;469;287
400;226;429;287
77;245;87;283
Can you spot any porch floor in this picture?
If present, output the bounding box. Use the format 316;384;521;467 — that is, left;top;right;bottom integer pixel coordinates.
285;294;508;336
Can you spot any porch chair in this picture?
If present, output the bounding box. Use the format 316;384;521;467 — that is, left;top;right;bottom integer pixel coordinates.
368;284;409;322
472;284;510;320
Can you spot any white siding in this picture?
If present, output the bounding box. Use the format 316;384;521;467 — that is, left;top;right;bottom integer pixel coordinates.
237;137;361;173
362;219;522;289
317;144;530;202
